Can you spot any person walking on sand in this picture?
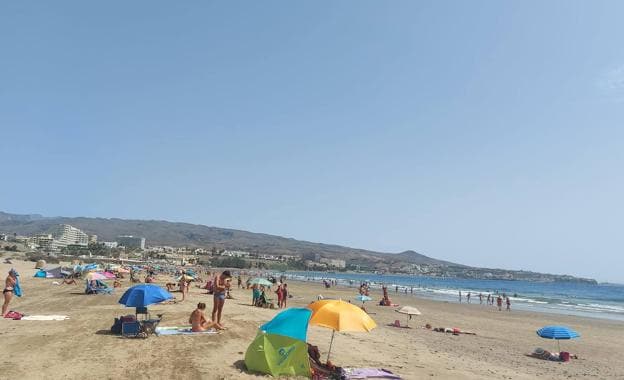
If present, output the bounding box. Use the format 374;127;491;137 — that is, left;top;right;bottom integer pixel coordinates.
179;276;188;302
458;290;462;303
2;269;20;316
497;295;503;311
479;293;483;304
237;275;242;289
190;302;216;332
506;296;511;311
212;270;232;329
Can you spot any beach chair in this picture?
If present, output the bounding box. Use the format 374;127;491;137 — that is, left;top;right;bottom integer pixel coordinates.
122;321;143;338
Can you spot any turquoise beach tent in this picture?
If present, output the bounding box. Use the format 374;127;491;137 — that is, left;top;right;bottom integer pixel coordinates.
34;267;62;278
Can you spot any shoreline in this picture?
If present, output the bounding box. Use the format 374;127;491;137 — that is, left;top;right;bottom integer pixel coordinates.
273;271;624;322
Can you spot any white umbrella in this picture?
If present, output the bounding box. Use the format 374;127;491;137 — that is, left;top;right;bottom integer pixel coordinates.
395;306;422;327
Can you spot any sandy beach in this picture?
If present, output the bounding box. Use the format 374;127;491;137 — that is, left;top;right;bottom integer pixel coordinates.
1;260;623;380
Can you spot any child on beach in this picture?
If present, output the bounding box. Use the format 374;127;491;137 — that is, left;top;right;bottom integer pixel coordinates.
497;295;503;311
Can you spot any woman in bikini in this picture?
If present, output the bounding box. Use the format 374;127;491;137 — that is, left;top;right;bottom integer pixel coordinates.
211;270;231;329
3;269;18;316
189;302;215;332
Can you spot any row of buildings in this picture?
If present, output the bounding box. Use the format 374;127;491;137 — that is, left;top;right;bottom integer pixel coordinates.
2;224;146;252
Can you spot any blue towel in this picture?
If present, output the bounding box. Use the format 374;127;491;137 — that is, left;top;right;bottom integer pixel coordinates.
13;272;22;297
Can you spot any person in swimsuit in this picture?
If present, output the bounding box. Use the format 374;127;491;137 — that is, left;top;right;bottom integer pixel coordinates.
189;302;215;332
281;283;288;308
3;269;18;316
211;270;231;329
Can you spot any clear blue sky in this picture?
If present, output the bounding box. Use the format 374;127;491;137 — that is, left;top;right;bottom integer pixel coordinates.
1;1;623;282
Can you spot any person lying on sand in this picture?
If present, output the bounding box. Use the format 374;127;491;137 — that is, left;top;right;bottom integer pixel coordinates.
308;344;341;378
425;324;476;335
62;278;77;285
189;302;216;332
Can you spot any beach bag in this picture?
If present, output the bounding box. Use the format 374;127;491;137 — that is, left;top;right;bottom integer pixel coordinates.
111;318;123;334
560;352;570;362
4;311;23;320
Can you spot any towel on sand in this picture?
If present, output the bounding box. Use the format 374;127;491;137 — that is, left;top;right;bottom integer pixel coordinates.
155;326;219;336
343;368;402;379
20;315;70;321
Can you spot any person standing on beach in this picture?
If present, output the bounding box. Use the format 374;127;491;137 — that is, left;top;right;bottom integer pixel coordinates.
2;269;19;316
487;294;491;305
458;290;462;303
467;292;471;303
496;295;503;311
506;297;511;311
479;293;483;304
212;270;232;329
275;282;283;308
281;284;288;308
237;275;242;289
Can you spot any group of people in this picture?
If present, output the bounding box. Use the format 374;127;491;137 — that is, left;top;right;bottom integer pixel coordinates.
250;280;289;309
459;291;512;311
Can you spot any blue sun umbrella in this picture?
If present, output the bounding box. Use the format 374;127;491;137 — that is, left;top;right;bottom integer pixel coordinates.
354;294;372;306
536;326;580;352
119;284;173;308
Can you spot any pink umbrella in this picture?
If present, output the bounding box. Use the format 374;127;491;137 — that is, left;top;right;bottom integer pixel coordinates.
103;272;117;279
85;272;107;281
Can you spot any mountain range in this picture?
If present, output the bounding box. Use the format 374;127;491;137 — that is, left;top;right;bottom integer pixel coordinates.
0;211;597;283
0;211;453;266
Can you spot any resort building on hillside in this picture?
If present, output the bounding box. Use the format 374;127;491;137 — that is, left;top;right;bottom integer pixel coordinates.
54;224;89;248
117;235;146;250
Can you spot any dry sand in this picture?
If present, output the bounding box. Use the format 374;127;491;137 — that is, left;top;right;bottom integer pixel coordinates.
1;260;623;380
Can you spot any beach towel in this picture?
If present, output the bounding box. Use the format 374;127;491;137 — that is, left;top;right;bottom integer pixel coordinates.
11;269;22;297
20;315;70;321
343;368;402;379
155;326;219;336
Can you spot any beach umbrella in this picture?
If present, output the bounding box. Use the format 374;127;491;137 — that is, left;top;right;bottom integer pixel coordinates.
85;272;108;281
260;308;312;342
117;268;130;274
102;272;117;279
308;299;377;362
536;326;580;352
249;278;273;287
395;306;422;327
354;294;372;307
118;284;173;308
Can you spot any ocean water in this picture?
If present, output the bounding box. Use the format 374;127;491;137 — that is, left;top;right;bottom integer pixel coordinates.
278;271;624;321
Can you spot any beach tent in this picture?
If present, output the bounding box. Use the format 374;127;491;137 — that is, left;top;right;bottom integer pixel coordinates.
245;308;312;377
245;332;311;377
34;266;63;278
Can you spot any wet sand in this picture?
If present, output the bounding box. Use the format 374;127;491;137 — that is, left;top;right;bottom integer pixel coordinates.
1;260;623;379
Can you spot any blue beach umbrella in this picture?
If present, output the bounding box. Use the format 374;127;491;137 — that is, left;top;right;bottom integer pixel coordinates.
354;294;372;306
536;326;580;352
119;284;173;308
260;307;312;342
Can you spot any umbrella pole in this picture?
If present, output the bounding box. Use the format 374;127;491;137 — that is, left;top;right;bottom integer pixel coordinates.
327;330;335;363
557;340;560;353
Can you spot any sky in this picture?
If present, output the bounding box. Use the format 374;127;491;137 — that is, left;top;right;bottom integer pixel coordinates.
1;1;623;282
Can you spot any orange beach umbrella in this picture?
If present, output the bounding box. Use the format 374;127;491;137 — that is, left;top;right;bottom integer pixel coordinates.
307;300;377;362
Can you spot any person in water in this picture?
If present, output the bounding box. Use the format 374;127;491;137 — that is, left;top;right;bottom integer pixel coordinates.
3;269;19;316
211;270;232;329
189;302;215;332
